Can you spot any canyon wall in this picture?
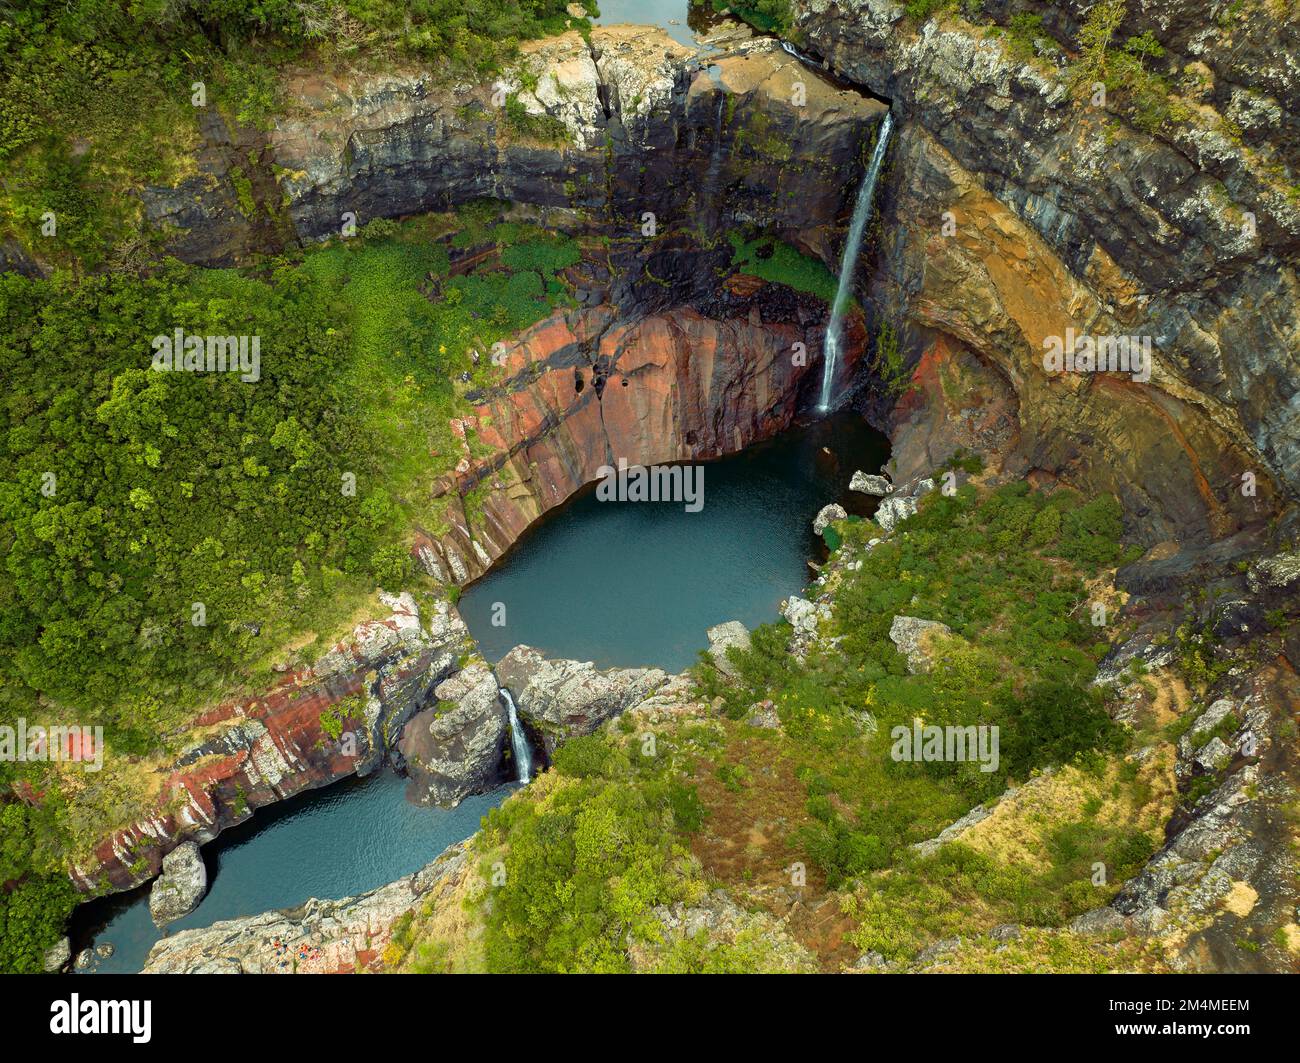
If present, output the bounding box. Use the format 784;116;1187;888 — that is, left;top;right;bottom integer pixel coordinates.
792;0;1297;545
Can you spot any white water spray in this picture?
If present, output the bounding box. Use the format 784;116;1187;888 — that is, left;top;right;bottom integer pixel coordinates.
501;688;533;785
819;110;894;412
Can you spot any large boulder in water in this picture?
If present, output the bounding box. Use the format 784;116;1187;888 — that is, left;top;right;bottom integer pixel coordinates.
397;663;506;808
496;646;668;756
149;841;208;927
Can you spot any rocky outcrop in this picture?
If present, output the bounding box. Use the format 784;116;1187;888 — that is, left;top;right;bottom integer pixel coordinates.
849;470;890;496
142;839;474;973
1103;662;1299;972
136;28;884;271
706;621;752;678
874;475;935;534
812;503;848;535
888;615;953;675
631;890;818;972
495;645;669;756
148;841;207;927
71;592;474;895
42;937;71;974
781;594;831;660
396;663;507;808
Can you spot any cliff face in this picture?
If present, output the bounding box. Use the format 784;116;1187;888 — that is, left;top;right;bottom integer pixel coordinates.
73;593;472;893
416;297;850;584
143;26;885;270
792;0;1298;543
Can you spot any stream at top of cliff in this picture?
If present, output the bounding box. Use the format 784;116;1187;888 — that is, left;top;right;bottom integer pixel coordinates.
72;412;888;972
461;412;890;671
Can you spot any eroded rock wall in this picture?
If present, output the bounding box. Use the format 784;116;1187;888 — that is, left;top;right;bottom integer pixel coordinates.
792;0;1298;542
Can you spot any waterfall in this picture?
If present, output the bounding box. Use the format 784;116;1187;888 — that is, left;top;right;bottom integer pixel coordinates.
818;110;894;412
704;90;726;231
501;688;533;785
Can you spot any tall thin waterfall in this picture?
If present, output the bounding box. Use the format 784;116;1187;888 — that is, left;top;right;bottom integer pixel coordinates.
818;110;894;412
501;688;533;785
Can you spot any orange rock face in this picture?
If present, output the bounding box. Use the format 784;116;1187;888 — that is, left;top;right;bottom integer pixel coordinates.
417;300;853;585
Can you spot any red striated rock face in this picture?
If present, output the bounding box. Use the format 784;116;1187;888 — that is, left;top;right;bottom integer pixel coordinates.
70;593;472;894
417;300;864;586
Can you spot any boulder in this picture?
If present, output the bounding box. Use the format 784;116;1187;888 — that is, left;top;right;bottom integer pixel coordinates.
875;478;936;534
42;937;71;973
849;471;891;496
496;646;668;756
888;615;953;674
397;663;507;807
812;503;848;535
1070;907;1128;936
744;700;780;729
149;841;207;927
706;621;751;677
781;595;831;660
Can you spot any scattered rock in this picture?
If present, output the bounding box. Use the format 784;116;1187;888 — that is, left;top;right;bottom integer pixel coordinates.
95;942;115;959
744;700;780;729
853;950;888;969
149;841;208;928
915;936;962;965
888;615;953;674
849;470;891;496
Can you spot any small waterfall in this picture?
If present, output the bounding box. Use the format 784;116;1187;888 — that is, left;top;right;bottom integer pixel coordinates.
704;90;726;230
501;688;533;785
818;110;894;412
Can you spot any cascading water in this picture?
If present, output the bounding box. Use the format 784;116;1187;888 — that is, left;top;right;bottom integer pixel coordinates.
818;110;894;412
704;88;726;231
501;688;533;785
